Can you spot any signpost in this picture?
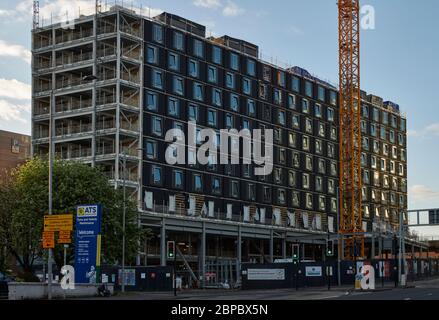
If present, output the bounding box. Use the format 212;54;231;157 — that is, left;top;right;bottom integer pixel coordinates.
42;231;55;249
44;214;73;232
74;204;102;284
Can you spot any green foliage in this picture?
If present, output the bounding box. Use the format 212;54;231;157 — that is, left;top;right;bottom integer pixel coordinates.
0;158;149;276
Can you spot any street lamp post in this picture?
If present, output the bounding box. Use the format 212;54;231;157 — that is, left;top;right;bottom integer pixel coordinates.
121;151;127;293
47;90;54;300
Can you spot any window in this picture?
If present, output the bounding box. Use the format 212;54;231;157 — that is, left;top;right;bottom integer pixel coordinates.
292;114;300;129
147;45;157;64
319;196;326;211
327;108;335;122
291;76;300;92
208;65;217;83
247;183;256;201
193;174;203;192
243;119;250;130
391;116;397;128
292;192;300;207
363;137;369;150
274;89;282;105
152;69;163;89
152;166;162;185
400;118;406;131
371;124;377;137
230;52;239;71
263;186;271;203
212;46;222;64
318;159;326;174
380;127;386;140
259;83;267;100
243;77;251;95
188;59;199;78
303;173;310;189
263;65;271;81
225;113;234;128
247;99;256;116
382;112;389;125
193;82;204;101
229;180;239;198
330;162;337;176
315;103;322;118
302;135;310;151
279;148;286;164
306;193;313;209
288;94;296;109
315;139;323;154
207;108;217;127
152;24;163;43
302;99;309;113
230;94;239;111
318;86;325;101
193;39;204;58
318;123;325;137
305;81;313;97
277;110;286;126
173;170;183;189
293;152;300;168
306;155;313;171
146;91;157;111
247;59;256;76
152;116;163;136
212;177;221;195
168;52;180;71
173;76;184;95
225;72;235;89
389;130;395;143
145;140;157;159
373;108;380;122
305;118;313;133
362;105;369;118
173;31;184;51
212;88;222;106
330;127;337;140
289;132;297;147
330;91;337;106
168;97;180;117
288;171;296;187
278;189;286;205
277;71;286;87
328;179;335;194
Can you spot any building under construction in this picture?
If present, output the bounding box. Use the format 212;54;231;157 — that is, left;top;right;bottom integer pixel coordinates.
31;5;425;288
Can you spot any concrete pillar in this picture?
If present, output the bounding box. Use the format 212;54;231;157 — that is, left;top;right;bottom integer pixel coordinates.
236;226;242;284
282;235;287;259
371;235;376;259
160;218;166;266
200;222;206;288
269;230;274;263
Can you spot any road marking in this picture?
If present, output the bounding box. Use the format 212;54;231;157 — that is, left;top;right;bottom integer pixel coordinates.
404;298;411;300
315;295;343;300
427;293;433;296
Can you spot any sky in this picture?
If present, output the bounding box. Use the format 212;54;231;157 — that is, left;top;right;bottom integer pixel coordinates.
0;0;438;236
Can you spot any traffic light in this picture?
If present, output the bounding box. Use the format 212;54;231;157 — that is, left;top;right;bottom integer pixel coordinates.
292;244;300;265
167;241;175;259
326;240;334;257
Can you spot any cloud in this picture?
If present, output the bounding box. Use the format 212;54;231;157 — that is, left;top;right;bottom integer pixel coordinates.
408;122;439;138
222;1;245;17
409;185;439;201
193;0;244;17
288;25;304;36
0;99;30;123
1;0;162;25
193;0;222;9
0;79;32;101
0;40;31;64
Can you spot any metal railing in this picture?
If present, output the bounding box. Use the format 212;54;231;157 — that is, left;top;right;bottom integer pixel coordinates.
121;72;140;83
55;29;93;44
35;59;52;70
56;52;93;66
96;119;116;131
120;122;139;132
35;82;52;93
55;100;92;113
34;38;52;49
96;145;116;156
56;148;92;159
120;25;141;37
55;123;92;137
34;105;50;116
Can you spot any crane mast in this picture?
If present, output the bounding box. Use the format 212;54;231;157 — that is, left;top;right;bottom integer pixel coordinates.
338;0;364;259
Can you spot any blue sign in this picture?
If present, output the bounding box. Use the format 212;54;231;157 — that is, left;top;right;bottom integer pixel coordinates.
74;204;102;284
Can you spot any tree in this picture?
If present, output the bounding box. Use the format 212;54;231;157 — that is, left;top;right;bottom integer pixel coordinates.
0;158;149;279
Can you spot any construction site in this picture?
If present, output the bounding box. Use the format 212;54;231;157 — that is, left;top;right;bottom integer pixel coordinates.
29;0;439;291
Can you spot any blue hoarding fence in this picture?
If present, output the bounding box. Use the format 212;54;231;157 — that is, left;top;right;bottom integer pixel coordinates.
74;204;102;284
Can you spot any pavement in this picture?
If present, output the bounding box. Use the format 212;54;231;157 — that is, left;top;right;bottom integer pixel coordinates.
79;278;439;300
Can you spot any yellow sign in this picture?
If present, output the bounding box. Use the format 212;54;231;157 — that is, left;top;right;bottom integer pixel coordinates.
42;232;55;249
58;237;71;244
44;214;73;232
59;231;71;239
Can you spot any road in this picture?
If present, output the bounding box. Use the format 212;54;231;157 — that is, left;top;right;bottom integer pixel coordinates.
88;278;439;300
